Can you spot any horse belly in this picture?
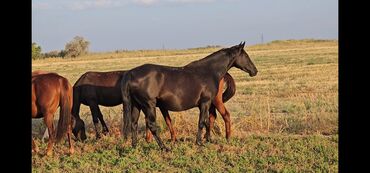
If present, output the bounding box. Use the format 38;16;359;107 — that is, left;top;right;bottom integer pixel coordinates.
32;113;43;119
96;88;123;106
157;93;200;111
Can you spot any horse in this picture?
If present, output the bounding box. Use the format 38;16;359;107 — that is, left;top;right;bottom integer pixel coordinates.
71;71;127;140
32;70;59;140
72;71;236;142
121;42;257;151
32;72;75;156
145;72;236;142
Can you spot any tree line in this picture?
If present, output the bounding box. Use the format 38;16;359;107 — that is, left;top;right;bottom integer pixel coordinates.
32;36;90;60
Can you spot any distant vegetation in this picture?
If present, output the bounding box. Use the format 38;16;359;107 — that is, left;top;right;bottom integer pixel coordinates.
187;45;222;50
32;42;42;60
32;36;90;59
64;36;90;58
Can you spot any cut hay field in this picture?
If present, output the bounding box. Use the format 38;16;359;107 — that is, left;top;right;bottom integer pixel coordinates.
32;39;338;172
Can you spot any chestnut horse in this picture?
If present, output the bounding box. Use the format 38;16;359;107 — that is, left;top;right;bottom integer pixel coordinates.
32;72;74;155
72;71;235;142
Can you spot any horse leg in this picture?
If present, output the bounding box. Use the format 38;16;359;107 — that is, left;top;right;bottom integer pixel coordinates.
205;104;217;142
145;116;153;143
214;99;231;141
96;106;109;135
159;107;177;143
130;105;140;148
196;101;211;146
143;106;170;152
32;138;39;153
67;124;74;154
44;113;55;156
88;102;102;139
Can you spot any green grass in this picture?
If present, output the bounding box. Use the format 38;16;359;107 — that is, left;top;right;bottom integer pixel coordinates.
32;39;338;172
32;135;338;172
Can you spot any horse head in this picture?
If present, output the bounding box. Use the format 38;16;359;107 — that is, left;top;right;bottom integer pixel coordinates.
229;42;258;77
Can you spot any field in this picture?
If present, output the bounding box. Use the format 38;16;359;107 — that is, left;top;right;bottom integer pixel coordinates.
32;39;338;172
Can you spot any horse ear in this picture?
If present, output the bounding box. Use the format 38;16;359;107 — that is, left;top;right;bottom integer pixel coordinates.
238;41;245;51
234;42;244;55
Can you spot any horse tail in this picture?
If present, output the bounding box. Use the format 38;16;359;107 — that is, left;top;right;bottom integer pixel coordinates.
121;72;132;139
56;78;72;143
222;72;236;103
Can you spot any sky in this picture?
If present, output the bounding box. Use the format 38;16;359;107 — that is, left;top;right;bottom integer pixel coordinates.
32;0;338;52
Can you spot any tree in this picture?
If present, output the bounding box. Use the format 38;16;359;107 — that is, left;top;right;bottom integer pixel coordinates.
32;42;42;60
64;36;90;58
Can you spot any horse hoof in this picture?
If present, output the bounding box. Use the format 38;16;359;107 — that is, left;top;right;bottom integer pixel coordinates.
46;151;53;156
171;139;177;144
145;137;153;143
226;137;230;143
196;140;204;146
33;147;39;153
162;147;171;152
69;149;75;155
102;130;109;136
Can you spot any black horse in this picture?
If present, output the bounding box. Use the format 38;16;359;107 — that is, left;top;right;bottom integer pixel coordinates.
71;71;126;140
121;42;257;151
71;71;235;141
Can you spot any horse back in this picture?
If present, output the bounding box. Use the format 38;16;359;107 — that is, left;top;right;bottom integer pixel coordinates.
74;71;126;87
32;73;71;118
73;71;126;106
128;64;218;111
32;70;58;77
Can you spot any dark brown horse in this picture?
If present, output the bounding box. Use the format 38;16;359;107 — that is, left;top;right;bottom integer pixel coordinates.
121;42;257;151
32;72;74;155
71;71;126;140
145;72;236;142
72;71;235;142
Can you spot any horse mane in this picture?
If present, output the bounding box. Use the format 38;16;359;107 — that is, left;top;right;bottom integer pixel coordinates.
184;48;226;68
184;47;238;68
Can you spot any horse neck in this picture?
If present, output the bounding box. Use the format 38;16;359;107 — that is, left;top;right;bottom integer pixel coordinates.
184;51;234;79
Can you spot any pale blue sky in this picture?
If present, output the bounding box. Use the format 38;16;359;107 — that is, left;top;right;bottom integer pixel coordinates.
32;0;338;52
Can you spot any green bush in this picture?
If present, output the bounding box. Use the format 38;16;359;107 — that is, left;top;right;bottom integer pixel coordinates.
32;42;42;60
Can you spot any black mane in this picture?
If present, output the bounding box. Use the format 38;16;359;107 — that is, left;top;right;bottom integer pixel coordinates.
184;47;238;68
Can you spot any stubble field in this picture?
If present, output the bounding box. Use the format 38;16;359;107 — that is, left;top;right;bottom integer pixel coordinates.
32;39;338;172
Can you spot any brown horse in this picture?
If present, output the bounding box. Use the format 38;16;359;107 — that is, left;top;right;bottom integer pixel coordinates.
32;72;74;156
72;71;235;143
32;70;57;140
145;72;236;142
